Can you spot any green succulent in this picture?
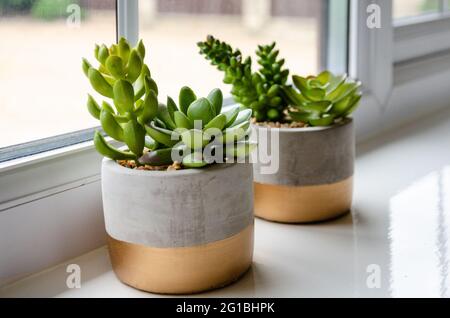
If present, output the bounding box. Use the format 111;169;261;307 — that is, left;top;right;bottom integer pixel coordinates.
197;35;289;122
140;87;255;168
82;37;159;162
283;71;362;126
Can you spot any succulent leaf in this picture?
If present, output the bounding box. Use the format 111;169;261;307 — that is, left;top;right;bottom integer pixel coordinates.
207;88;223;116
122;119;146;157
93;131;136;161
138;148;176;166
118;37;131;63
138;90;158;125
113;80;134;114
182;152;208;168
145;122;180;147
204;113;227;131
179;86;197;115
100;109;124;141
157;103;177;130
127;49;143;83
166;96;178;121
82;58;92;77
181;129;211;150
187;98;215;128
174;111;193;129
105;55;125;79
222;106;240;128
88;68;113;98
87;95;101;119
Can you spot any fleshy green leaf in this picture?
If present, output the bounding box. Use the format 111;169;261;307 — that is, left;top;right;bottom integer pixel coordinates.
179;86;197;115
100;109;124;141
174;111;193;129
113;80;134;114
187;98;215;128
167;96;177;121
207;88;223;116
122;119;146;156
182;152;208;168
309;114;335;126
218;121;250;144
157;103;177;130
88;68;113;98
138;90;158;125
229;109;252;127
145;122;180;147
127;49;143;83
181;129;211;150
87;94;101;119
222;106;240;128
105;55;125;79
204;113;227;131
138;148;175;166
93;131;136;160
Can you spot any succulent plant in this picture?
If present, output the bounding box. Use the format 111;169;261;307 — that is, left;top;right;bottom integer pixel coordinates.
82;37;159;163
283;71;362;126
140;87;255;168
198;35;289;122
84;38;254;168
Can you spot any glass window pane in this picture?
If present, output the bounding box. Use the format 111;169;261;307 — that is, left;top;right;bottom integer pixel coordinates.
139;0;333;99
394;0;440;20
0;0;116;148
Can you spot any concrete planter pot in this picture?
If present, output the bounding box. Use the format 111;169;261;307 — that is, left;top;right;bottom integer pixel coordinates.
252;118;354;223
101;159;254;294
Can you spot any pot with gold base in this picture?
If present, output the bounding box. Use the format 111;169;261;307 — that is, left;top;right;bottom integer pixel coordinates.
102;160;254;294
252;118;354;223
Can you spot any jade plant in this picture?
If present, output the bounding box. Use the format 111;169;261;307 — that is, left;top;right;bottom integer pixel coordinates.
283;71;362;126
198;35;289;122
141;86;255;168
82;37;159;164
198;35;362;127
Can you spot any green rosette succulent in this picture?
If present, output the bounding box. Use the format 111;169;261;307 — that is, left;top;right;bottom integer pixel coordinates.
283;71;362;126
140;87;255;168
82;37;159;162
198;35;289;122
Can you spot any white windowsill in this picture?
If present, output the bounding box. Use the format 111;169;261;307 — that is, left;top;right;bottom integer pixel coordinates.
2;106;450;298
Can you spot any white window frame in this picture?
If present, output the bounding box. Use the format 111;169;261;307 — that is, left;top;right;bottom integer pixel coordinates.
3;0;450;285
350;0;450;140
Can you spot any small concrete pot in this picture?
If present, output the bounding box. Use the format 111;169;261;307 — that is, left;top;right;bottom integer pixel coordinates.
101;160;254;294
252;118;354;223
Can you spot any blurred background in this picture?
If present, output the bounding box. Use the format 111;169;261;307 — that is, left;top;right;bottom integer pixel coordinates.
0;0;440;148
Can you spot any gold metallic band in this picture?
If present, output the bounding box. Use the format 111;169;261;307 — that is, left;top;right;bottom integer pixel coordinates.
254;177;353;223
107;224;254;294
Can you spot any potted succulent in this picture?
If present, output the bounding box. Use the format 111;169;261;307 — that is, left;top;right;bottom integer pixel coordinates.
82;38;255;294
198;35;361;223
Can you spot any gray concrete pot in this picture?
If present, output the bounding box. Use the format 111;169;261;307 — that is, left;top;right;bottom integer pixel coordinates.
252;118;354;223
101;159;254;294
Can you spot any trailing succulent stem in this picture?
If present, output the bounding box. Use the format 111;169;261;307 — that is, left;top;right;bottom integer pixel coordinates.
141;87;255;168
283;71;362;126
198;35;289;122
83;37;158;163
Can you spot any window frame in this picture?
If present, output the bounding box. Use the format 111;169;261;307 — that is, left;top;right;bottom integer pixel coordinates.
350;0;450;141
5;0;450;284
